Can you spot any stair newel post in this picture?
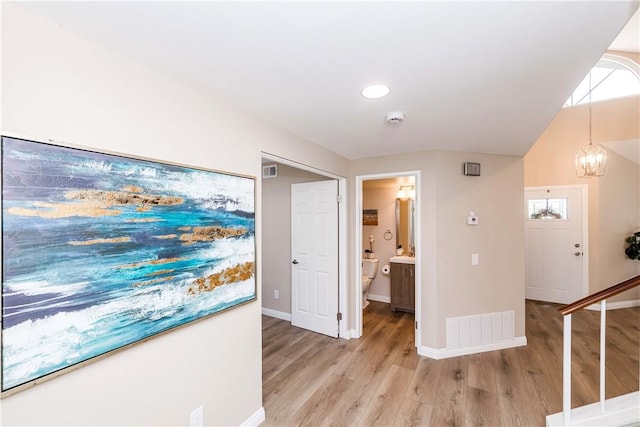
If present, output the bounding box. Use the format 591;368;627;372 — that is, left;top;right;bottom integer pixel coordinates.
600;299;607;412
563;313;572;425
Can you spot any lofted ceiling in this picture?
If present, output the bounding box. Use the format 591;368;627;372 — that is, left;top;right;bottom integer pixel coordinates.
15;1;640;160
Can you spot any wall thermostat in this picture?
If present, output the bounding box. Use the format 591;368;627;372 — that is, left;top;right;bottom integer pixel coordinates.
467;211;478;225
463;162;481;176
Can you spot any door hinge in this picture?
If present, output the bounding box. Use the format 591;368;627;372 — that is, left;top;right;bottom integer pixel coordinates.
337;312;342;321
415;321;418;330
336;194;342;203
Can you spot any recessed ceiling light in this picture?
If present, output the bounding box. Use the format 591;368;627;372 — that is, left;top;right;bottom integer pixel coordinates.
361;84;390;99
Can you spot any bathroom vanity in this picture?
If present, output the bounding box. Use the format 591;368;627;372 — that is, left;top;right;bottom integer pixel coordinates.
389;256;415;313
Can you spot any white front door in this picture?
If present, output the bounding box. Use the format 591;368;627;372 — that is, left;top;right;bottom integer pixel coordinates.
525;186;586;304
291;180;339;337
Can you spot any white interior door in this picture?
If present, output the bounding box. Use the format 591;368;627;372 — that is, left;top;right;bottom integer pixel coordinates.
291;180;339;337
525;186;586;304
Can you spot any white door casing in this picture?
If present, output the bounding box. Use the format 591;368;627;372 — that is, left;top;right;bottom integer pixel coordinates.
525;186;588;304
291;180;339;337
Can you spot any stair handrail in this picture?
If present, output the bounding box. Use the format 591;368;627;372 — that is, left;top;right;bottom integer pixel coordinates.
559;274;640;315
554;274;640;425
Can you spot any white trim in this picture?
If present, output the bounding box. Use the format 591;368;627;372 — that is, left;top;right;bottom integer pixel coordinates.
339;328;358;339
586;299;640;311
601;53;640;77
338;179;348;339
418;336;527;359
239;407;266;427
260;152;348;340
563;53;640;109
367;293;391;304
261;152;345;180
355;171;422;348
261;308;291;321
546;391;640;427
525;184;589;301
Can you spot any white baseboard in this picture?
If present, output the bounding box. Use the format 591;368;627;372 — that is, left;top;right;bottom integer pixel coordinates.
418;336;527;359
367;293;391;303
263;307;356;340
586;299;640;311
261;307;291;321
546;391;639;426
240;407;265;427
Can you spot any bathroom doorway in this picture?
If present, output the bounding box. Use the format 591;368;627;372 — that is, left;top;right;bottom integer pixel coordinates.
355;171;421;349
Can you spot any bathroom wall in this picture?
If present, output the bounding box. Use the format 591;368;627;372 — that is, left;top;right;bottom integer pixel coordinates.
361;180;397;301
262;163;328;316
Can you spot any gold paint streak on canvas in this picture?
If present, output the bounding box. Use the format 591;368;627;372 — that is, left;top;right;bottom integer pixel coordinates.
126;218;162;223
68;237;131;246
136;206;152;212
8;203;121;219
153;234;178;240
6;187;183;219
178;226;192;231
119;257;185;269
147;269;174;277
187;262;254;295
180;226;246;245
65;189;183;207
122;185;144;193
132;276;175;287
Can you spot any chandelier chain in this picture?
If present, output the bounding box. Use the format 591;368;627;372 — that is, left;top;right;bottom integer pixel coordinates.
589;71;593;145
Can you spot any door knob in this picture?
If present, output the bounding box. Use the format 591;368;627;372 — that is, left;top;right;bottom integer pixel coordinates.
292;259;299;264
574;252;582;256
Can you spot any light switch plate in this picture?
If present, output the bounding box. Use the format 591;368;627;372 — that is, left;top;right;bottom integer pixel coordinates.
467;211;478;225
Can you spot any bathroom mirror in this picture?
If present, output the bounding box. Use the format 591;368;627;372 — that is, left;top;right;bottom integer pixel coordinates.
396;198;414;255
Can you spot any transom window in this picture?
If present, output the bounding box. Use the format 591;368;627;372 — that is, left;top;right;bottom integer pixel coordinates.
528;198;568;220
564;54;640;107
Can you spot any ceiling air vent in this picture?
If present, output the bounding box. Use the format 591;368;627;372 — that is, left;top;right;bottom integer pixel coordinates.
262;164;278;179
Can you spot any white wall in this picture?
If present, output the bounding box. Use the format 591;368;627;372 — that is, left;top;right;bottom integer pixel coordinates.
352;151;526;349
1;4;349;425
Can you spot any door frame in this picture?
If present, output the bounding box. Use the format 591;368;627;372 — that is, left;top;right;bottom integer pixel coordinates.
355;170;421;348
261;152;348;338
524;184;589;300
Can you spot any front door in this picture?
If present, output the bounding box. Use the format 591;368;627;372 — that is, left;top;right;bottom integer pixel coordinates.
291;180;339;337
525;186;586;304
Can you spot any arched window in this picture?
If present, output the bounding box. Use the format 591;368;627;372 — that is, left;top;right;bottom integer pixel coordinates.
564;54;640;107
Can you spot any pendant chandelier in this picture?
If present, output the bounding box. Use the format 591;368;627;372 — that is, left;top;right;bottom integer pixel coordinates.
575;73;607;177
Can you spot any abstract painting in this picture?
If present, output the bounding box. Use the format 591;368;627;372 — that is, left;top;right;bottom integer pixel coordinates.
1;136;256;394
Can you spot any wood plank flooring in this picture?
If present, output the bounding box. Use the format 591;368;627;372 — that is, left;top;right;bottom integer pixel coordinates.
262;300;639;426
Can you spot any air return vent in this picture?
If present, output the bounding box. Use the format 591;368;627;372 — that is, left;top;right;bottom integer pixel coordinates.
262;164;277;179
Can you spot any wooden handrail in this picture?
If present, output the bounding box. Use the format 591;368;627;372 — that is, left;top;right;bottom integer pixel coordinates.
559;274;640;316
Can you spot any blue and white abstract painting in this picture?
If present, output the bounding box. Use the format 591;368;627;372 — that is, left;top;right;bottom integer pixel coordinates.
1;136;255;393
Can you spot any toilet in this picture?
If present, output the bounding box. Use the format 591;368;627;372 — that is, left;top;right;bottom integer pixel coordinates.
361;258;379;309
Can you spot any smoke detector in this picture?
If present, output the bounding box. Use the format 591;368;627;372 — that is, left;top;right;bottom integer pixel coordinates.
385;112;405;125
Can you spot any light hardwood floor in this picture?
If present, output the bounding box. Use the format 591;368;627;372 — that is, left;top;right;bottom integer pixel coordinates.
262;300;639;426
